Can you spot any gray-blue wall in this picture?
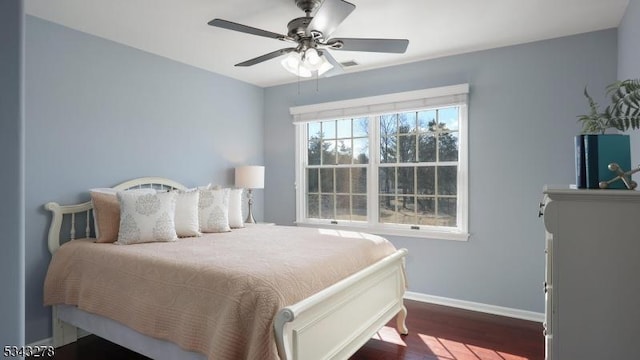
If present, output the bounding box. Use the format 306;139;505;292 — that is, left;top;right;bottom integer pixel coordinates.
263;29;618;314
619;0;640;163
25;16;265;343
0;0;25;346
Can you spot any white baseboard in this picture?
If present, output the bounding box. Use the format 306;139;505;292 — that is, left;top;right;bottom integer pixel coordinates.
404;291;544;323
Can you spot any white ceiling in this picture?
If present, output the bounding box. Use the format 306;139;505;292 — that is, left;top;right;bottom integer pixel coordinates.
25;0;628;88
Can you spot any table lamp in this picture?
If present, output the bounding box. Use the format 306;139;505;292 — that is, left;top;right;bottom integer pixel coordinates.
234;165;264;223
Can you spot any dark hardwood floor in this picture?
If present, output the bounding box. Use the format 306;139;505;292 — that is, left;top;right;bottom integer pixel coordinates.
32;300;544;360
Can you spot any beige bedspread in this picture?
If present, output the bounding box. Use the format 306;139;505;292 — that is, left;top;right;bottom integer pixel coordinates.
44;225;398;360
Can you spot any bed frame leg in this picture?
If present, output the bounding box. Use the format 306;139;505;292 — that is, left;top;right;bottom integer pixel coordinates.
52;306;78;347
396;304;408;335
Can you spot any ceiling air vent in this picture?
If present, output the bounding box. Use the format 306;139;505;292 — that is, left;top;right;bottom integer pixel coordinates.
340;60;359;67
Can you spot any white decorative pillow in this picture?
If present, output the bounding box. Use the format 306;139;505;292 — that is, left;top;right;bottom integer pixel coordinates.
116;191;178;245
228;188;244;228
174;189;201;237
198;188;231;233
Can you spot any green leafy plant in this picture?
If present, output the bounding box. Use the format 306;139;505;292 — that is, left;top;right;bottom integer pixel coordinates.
578;79;640;134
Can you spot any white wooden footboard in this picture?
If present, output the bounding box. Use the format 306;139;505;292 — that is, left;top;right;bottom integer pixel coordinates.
275;248;408;360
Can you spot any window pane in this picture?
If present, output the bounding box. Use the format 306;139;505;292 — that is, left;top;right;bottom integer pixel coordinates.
418;133;436;162
438;198;457;227
337;119;351;139
438;132;459;161
308;122;321;140
308;136;322;165
335;195;351;220
353;118;368;137
320;168;334;193
398;135;416;162
352;168;367;194
418;110;436;132
398;112;416;134
379;196;397;224
322;140;336;165
335;168;350;193
438;166;457;195
320;194;334;219
336;139;352;164
416;197;435;225
380;136;397;163
396;196;416;225
307;168;319;193
438;107;459;131
380;114;397;137
379;195;420;225
397;166;415;195
307;194;319;218
321;120;336;138
353;138;369;164
352;195;367;220
379;167;396;194
416;166;435;195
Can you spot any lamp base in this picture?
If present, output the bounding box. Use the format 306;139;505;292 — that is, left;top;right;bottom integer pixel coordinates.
245;189;256;224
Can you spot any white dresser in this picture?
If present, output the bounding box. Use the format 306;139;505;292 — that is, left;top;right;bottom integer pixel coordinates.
541;186;640;360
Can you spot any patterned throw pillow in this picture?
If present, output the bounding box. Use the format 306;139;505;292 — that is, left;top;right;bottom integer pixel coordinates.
198;188;231;233
90;188;155;243
116;191;178;245
174;189;201;237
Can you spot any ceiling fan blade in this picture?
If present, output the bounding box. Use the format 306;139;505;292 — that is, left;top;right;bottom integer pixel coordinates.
235;48;296;67
320;50;345;77
208;18;286;40
330;38;409;53
308;0;355;39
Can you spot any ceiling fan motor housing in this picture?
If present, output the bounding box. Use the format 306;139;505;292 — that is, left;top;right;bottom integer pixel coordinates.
287;17;313;38
295;0;322;14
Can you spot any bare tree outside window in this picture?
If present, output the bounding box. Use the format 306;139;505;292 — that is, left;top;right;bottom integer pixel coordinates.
304;106;460;228
306;118;369;221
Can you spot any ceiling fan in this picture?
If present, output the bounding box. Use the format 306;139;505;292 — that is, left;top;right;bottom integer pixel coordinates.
208;0;409;78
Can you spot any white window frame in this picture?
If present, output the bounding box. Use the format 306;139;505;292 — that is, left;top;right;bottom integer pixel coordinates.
292;84;469;241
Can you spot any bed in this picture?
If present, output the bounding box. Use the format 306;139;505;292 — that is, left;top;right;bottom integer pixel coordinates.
43;177;408;360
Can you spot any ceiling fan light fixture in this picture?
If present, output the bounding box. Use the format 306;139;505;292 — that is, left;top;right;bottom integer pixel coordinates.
281;52;313;77
304;48;322;68
302;48;333;76
317;57;334;75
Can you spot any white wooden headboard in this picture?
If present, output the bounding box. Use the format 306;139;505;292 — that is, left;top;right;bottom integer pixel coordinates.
44;177;188;254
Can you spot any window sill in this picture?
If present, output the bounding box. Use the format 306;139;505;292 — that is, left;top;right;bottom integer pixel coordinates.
295;221;469;241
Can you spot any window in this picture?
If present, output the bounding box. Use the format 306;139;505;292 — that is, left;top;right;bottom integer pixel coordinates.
293;85;469;240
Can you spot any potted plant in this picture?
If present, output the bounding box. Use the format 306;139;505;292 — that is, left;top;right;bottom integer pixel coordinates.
578;79;640;134
576;79;640;189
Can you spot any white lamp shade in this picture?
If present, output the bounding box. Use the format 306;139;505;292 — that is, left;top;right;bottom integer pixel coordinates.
235;166;265;189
